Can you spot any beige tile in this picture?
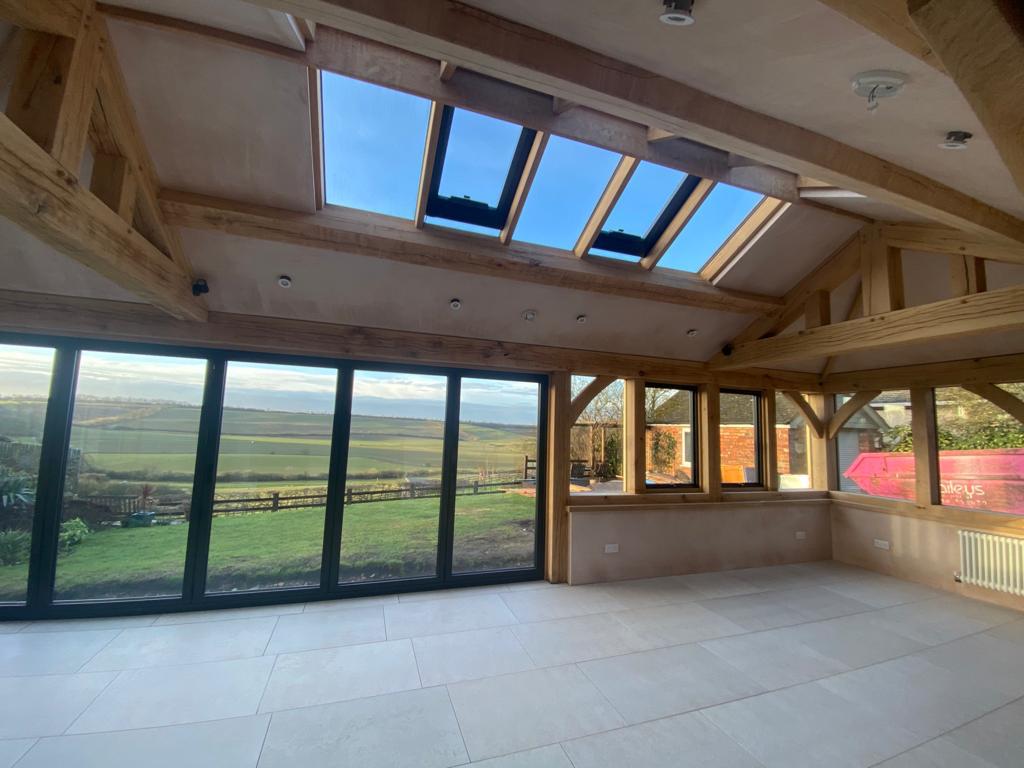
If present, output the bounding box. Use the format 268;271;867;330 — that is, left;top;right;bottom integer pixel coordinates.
579;644;763;725
595;575;701;608
0;629;120;676
21;616;157;633
676;571;768;600
915;633;1024;700
385;595;517;639
876;737;996;767
823;574;941;609
701;628;849;689
0;739;36;768
697;592;807;632
500;586;625;623
564;711;763;768
511;613;652;667
413;627;535;686
265;606;385;654
869;597;1018;646
302;594;398;612
258;639;420;712
0;672;116;738
780;612;927;669
259;687;467;768
943;698;1024;768
468;745;573;767
448;665;624;761
612;601;745;647
153;603;303;625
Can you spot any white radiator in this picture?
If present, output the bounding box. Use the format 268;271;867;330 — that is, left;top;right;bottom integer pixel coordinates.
958;530;1024;596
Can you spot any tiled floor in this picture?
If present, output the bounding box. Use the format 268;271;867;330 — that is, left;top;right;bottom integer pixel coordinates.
0;561;1021;767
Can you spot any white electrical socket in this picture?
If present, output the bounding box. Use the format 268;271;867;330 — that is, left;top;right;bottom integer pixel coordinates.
795;531;807;540
604;543;619;554
873;538;891;551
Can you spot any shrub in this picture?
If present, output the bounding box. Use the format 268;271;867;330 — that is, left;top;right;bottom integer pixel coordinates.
0;530;31;566
58;518;90;554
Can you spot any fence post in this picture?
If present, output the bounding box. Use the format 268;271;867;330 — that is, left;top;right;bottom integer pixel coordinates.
473;480;479;494
272;492;279;511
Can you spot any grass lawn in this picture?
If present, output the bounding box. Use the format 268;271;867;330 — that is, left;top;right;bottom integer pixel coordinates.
0;493;538;601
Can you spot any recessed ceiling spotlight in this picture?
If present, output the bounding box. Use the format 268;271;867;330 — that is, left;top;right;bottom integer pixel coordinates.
851;70;907;113
939;130;973;150
659;0;695;26
576;314;588;324
449;298;462;310
686;328;699;337
522;309;538;322
277;275;292;288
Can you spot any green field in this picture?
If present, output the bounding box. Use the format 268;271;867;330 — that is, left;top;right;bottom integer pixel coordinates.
0;396;539;601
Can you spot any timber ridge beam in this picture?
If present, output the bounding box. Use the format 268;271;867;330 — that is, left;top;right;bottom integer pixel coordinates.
239;0;1024;245
159;190;785;316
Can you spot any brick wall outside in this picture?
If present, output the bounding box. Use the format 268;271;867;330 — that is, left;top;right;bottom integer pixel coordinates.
646;424;795;477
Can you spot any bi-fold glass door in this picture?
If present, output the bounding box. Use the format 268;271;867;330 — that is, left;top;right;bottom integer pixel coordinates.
0;336;545;620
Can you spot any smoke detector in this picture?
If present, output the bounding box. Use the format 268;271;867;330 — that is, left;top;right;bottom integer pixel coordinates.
660;0;695;26
851;70;907;113
940;130;973;150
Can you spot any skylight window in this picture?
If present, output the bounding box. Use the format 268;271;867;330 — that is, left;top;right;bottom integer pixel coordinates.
657;184;765;273
514;137;621;250
591;162;703;260
426;106;537;231
321;72;430;218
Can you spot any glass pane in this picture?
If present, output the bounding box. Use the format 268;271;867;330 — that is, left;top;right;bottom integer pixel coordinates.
339;371;448;583
775;392;812;489
206;362;336;593
515;136;620;250
603;162;686;238
835;390;914;499
0;344;54;604
322;72;430;217
55;351;205;601
437;109;522;207
645;386;696;486
570;378;625;494
659;184;764;272
452;378;540;573
935;385;1024;515
720;392;761;485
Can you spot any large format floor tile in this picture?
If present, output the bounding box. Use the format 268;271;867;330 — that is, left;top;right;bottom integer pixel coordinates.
611;601;745;647
876;737;997;768
867;596;1018;646
913;632;1024;699
448;665;624;761
258;639;420;712
264;606;385;654
579;644;764;725
412;627;535;686
700;627;850;689
822;573;941;608
703;681;921;768
0;739;36;768
778;611;928;669
676;571;768;600
20;615;157;633
153;603;304;625
385;595;517;639
499;586;625;623
17;714;270;768
0;629;119;675
81;617;277;671
697;591;809;632
939;698;1024;768
510;612;652;667
68;656;275;733
468;745;573;767
593;575;701;608
258;687;467;768
563;711;763;768
0;672;116;738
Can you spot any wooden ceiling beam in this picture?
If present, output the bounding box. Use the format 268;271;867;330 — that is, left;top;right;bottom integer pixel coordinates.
499;130;548;245
780;391;825;439
860;225;904;315
823;353;1024;393
640;177;714;270
160;190;784;316
909;0;1024;197
827;390;881;440
0;0;86;38
569;375;616;423
713;284;1024;370
881;224;1024;267
0;289;820;389
816;1;945;71
963;383;1024;426
573;154;638;258
0;114;205;320
414;100;443;228
243;0;1024;245
701;198;790;282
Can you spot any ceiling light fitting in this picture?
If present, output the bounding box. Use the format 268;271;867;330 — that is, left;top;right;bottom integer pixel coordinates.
449;298;462;310
277;275;292;288
851;70;907;113
522;309;537;322
659;0;695;26
686;328;699;337
576;314;588;324
940;130;973;150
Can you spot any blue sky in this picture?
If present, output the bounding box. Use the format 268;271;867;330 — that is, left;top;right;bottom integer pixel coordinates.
321;73;762;271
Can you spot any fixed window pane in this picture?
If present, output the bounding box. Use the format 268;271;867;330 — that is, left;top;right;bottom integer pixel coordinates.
452;378;540;574
775;391;812;489
514;136;620;250
55;351;205;601
835;390;914;500
0;343;55;604
570;378;625;495
206;362;337;593
437;109;522;208
645;385;696;487
659;184;764;273
935;385;1024;515
720;391;762;485
603;162;686;239
339;371;447;583
322;72;430;217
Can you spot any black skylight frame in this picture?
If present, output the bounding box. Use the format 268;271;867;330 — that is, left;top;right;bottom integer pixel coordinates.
425;105;539;230
592;173;704;258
